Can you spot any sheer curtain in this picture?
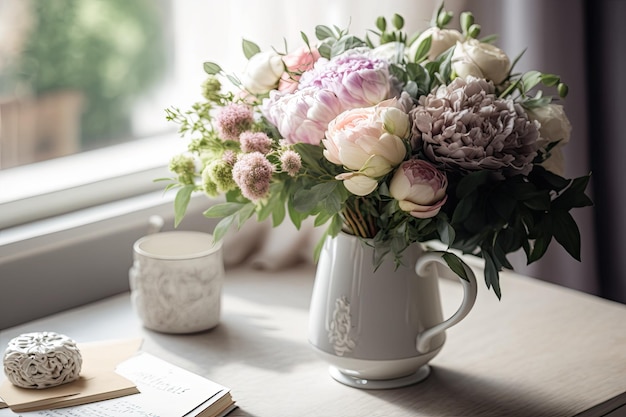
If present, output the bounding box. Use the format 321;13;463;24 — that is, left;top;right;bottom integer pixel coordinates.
173;1;624;303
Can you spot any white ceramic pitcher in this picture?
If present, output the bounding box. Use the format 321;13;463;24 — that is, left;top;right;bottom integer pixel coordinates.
308;231;478;389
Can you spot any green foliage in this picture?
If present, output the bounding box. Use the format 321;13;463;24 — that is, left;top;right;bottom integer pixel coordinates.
12;0;166;145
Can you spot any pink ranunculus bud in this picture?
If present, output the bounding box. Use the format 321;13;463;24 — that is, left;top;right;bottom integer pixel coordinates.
389;159;448;219
278;46;321;93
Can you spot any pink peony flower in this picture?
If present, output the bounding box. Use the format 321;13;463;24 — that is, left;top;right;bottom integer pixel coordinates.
389;159;448;219
239;131;272;154
262;87;344;145
278;46;321;93
298;52;392;109
232;152;274;201
216;103;254;141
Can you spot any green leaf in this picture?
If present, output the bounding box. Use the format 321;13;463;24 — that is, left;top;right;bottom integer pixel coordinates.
315;25;335;40
203;202;247;218
437;218;456;247
521;70;542;93
412;35;432;63
174;185;195;227
456;171;490;198
212;216;235;242
442;252;471;282
552;210;582;261
300;31;310;46
203;62;222;75
540;73;560;87
392;13;404;29
528;214;553;264
553;175;593;210
483;251;502;299
376;16;387;32
271;200;286;227
242;39;261;59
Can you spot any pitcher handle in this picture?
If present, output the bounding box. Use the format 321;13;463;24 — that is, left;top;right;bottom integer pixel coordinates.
415;252;478;354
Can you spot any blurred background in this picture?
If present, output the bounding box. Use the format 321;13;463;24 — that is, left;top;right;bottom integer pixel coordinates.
0;0;623;304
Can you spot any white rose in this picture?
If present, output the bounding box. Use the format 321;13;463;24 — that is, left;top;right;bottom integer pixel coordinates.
371;42;406;64
408;27;463;61
452;39;511;84
241;51;284;95
526;104;572;176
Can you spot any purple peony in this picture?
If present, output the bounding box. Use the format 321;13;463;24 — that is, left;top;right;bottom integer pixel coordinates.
410;77;540;176
262;87;344;145
298;52;392;109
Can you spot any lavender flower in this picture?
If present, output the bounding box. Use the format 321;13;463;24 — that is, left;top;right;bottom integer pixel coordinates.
410;77;540;176
262;87;344;145
299;52;392;109
216;103;254;141
232;152;274;201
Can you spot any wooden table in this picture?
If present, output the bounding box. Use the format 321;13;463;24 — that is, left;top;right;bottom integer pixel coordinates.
1;263;625;416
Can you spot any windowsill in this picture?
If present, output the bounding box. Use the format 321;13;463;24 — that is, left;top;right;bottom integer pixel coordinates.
0;126;223;329
0;131;187;229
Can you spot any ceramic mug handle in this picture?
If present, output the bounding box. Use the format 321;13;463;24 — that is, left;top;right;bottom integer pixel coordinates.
414;252;478;354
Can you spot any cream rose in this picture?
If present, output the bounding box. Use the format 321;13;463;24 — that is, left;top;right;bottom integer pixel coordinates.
241;51;284;95
408;27;463;61
323;99;409;196
452;39;511;84
371;41;406;64
526;104;572;176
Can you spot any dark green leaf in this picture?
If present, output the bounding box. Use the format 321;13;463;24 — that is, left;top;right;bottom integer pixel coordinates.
483;251;502;299
442;252;471;282
437;218;456;247
552;211;582;261
456;171;490;198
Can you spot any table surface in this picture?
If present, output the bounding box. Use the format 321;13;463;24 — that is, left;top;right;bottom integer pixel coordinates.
1;263;626;417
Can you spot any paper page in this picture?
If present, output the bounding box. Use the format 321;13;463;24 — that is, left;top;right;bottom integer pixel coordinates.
3;352;230;417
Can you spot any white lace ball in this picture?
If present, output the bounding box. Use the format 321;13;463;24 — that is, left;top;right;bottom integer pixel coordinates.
3;332;82;389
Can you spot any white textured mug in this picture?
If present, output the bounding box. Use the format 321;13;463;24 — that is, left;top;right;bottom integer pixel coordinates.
129;231;224;333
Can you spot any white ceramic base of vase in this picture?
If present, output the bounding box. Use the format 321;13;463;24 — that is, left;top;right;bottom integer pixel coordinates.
329;365;431;389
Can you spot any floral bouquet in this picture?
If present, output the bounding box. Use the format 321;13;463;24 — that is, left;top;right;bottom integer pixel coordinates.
163;4;592;298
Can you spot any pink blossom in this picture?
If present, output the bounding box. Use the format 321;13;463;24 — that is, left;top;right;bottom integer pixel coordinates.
280;150;302;176
298;52;392;109
389;159;448;219
240;131;272;154
262;87;344;145
232;152;274;201
216;103;254;141
278;46;321;93
222;150;237;165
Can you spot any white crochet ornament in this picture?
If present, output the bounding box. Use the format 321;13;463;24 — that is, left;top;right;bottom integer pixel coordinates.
3;332;82;389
